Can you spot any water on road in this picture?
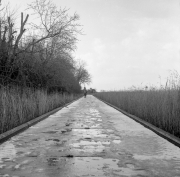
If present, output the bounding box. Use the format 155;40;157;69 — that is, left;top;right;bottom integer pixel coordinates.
0;95;180;177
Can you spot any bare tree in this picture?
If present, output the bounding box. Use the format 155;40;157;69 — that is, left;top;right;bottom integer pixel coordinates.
75;59;91;85
25;0;81;55
0;1;29;85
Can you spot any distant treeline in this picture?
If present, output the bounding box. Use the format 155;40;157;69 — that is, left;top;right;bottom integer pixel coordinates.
0;0;91;93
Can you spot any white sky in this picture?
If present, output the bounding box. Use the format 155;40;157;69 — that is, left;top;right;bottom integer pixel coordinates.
6;0;180;91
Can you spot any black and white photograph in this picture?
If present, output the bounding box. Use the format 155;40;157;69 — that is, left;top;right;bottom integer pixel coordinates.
0;0;180;176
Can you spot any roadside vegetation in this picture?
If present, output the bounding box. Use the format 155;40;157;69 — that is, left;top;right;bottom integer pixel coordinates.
0;0;91;134
95;72;180;138
0;87;79;134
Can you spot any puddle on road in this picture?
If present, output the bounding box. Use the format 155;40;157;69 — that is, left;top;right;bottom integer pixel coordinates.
66;157;148;177
0;142;16;163
72;129;108;138
113;140;121;144
71;140;103;148
71;140;110;148
120;135;180;162
72;147;105;153
91;124;101;128
70;140;110;153
72;122;102;129
90;118;98;121
89;108;101;117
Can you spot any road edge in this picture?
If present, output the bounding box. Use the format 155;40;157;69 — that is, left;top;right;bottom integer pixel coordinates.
0;96;82;144
94;96;180;148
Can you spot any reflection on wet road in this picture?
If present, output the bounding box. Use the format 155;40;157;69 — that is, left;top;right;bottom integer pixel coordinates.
0;95;180;176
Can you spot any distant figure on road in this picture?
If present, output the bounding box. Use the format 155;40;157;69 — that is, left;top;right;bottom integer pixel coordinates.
83;87;87;98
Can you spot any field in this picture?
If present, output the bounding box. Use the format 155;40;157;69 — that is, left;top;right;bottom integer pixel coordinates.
95;77;180;137
0;87;78;134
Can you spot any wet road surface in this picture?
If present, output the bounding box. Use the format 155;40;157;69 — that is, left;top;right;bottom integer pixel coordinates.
0;95;180;177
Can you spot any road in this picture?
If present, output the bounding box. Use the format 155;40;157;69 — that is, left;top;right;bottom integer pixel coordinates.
0;95;180;177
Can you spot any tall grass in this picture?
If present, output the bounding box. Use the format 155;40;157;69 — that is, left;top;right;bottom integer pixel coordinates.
95;73;180;138
0;87;78;134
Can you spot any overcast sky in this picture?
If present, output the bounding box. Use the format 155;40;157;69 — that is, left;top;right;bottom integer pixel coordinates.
7;0;180;91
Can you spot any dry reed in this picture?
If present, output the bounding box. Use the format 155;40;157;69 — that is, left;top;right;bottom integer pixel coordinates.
95;72;180;137
0;87;77;134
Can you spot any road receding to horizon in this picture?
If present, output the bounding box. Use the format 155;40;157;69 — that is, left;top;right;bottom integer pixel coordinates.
0;95;180;177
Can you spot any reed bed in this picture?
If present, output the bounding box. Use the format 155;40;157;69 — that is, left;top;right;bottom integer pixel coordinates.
0;87;78;134
95;74;180;137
